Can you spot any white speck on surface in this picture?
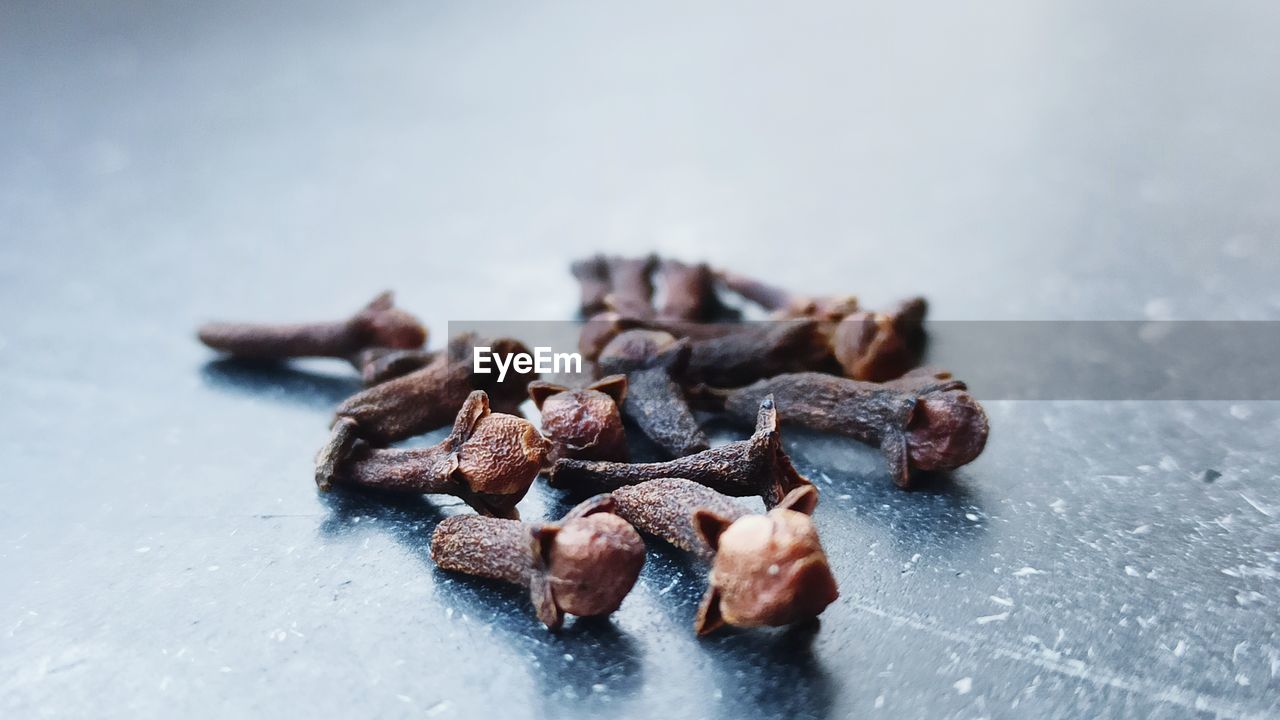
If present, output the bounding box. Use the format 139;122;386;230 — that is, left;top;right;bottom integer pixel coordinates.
1158;456;1178;472
965;513;979;522
592;683;606;693
976;612;1009;625
426;701;450;717
990;596;1014;607
207;566;219;572
838;494;852;501
1129;525;1152;535
874;694;885;708
1229;404;1252;420
954;677;972;695
1173;640;1187;657
135;547;151;553
819;472;834;485
658;577;679;595
220;666;232;673
563;653;574;662
445;608;454;619
269;629;286;642
1125;566;1141;577
1013;567;1042;577
396;694;412;703
1235;591;1267;607
1049;499;1066;514
1235;673;1250;686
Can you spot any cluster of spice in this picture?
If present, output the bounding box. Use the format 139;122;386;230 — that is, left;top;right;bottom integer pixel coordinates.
197;256;989;635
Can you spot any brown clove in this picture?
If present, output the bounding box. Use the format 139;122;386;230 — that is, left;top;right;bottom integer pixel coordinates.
198;291;427;361
529;375;629;464
602;254;658;318
323;390;548;518
551;395;811;507
316;333;537;488
349;347;438;386
577;312;743;362
715;269;859;321
571;255;611;317
684;319;838;387
431;494;646;629
699;371;988;489
656;259;722;322
610;479;837;635
830;296;928;381
597;329;708;458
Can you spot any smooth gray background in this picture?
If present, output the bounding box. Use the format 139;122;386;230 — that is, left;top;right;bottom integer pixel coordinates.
2;2;1278;718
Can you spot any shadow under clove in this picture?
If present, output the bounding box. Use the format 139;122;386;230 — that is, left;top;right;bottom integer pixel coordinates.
200;358;361;411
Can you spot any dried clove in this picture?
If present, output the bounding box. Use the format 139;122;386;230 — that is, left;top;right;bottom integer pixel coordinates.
597;329;709;457
323;390;548;518
610;479;837;635
656;258;722;322
571;255;611;317
830;296;928;381
198;291;427;361
698;371;988;488
431;494;646;629
551;395;811;507
349;347;438;386
529;375;629;464
715;269;859;320
684;319;838;387
602;254;658;318
578;312;740;361
316;333;537;488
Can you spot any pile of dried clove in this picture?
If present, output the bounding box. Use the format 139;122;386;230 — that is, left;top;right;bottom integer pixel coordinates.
196;256;988;635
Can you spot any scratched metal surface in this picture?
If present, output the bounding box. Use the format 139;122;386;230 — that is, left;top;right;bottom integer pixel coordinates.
3;2;1279;718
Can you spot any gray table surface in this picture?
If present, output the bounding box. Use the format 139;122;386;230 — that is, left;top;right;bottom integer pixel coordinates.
3;2;1279;718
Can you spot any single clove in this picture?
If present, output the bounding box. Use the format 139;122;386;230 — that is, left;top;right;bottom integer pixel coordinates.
350;347;438;386
528;375;629;464
551;395;811;508
656;258;723;322
198;291;427;361
684;319;839;387
610;479;837;635
698;371;988;489
596;329;709;458
715;269;859;321
323;390;548;518
431;494;646;629
316;333;537;488
571;255;611;317
602;254;658;318
829;296;928;381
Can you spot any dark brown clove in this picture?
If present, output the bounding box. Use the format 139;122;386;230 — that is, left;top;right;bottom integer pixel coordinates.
597;329;709;457
699;371;988;489
571;255;611;317
431;494;646;629
611;479;837;635
715;269;859;321
684;319;838;387
198;291;427;361
578;312;741;362
830;296;928;381
316;333;537;488
324;390;548;518
350;347;438;386
529;375;629;464
602;254;658;318
656;259;722;322
551;395;811;507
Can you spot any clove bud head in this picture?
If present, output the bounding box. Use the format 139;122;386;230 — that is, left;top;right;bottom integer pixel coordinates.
540;509;646;619
529;375;629;463
354;294;428;350
906;389;989;471
457;412;551;496
695;494;838;634
598;329;679;372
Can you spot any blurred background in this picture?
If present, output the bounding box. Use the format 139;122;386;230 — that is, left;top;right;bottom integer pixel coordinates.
2;2;1278;718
